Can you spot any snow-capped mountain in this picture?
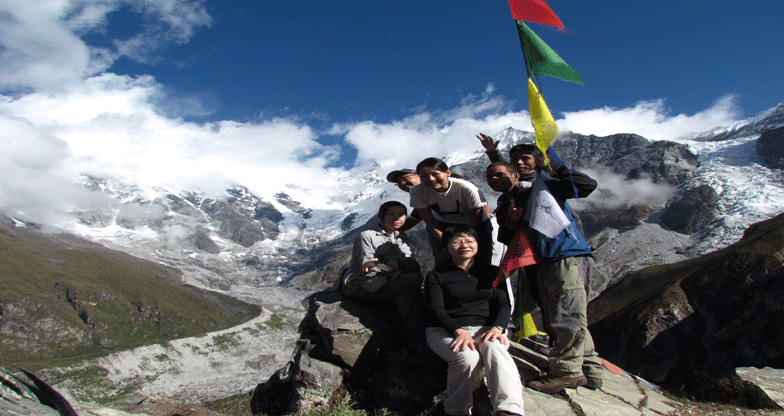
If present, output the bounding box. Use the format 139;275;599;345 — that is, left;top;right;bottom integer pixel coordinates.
11;101;783;303
11;100;783;406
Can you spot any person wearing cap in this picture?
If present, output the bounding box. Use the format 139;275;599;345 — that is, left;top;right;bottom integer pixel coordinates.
387;169;425;232
387;169;420;193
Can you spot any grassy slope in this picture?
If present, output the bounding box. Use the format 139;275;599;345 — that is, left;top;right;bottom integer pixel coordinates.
0;224;259;369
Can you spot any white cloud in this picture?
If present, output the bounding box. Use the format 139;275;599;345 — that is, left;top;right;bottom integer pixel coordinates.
0;71;746;226
340;85;529;169
0;0;749;227
0;0;210;90
558;95;742;142
577;168;676;210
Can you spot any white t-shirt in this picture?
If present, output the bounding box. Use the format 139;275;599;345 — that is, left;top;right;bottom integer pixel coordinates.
409;178;485;224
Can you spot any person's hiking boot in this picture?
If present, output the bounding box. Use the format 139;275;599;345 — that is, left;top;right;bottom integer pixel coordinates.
583;372;603;389
528;373;587;394
583;365;604;389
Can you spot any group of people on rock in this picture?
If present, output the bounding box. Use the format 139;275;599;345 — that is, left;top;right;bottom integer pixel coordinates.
340;133;602;416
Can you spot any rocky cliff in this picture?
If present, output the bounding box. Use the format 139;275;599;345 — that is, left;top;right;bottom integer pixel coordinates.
589;212;784;407
757;126;784;169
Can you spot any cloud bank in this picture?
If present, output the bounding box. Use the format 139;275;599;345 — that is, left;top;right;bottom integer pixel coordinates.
0;0;747;227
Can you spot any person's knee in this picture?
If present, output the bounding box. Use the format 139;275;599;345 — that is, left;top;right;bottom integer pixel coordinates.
451;349;481;370
478;339;507;356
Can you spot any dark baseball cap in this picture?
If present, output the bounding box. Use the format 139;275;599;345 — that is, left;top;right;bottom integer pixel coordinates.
386;169;416;183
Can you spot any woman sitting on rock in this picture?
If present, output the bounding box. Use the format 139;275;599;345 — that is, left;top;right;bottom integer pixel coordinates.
343;200;427;353
424;225;524;416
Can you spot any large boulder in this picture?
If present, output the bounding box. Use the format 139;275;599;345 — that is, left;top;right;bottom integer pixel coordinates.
295;290;448;415
251;289;450;415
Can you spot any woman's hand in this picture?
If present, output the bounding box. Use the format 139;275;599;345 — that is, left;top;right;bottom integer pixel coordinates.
361;259;380;275
479;327;508;346
451;329;477;352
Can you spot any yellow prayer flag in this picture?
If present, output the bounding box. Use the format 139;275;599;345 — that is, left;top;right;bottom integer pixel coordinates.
527;78;558;165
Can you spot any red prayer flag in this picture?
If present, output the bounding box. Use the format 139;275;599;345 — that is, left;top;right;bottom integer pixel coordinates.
493;226;537;288
509;0;565;31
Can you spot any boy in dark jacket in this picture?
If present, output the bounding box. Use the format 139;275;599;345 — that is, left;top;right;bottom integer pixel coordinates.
479;133;603;393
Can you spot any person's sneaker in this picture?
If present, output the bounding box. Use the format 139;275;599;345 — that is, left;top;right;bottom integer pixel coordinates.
528;373;587;394
584;372;603;389
495;410;523;416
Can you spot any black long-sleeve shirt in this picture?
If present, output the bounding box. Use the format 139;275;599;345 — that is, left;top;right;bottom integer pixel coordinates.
424;262;511;334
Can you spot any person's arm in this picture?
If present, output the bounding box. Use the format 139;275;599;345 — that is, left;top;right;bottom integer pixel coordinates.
490;285;512;330
479;276;512;345
417;207;443;242
468;207;484;231
477;133;505;163
478;191;493;220
546;167;598;200
352;233;379;275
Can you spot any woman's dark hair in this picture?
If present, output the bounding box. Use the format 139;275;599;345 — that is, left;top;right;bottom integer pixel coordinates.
378;200;407;218
441;225;478;247
416;157;450;174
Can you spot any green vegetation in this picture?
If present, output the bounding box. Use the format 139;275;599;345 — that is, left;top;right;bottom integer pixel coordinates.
212;333;241;350
296;401;375;416
204;387;394;416
264;313;288;330
0;224;259;369
204;392;254;416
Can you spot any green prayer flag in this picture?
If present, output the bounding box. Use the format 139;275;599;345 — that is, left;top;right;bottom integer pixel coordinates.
516;21;584;85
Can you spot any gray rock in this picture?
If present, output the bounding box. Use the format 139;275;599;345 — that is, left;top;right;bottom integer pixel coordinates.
757;126;784;169
660;185;719;234
260;287;689;416
295;354;345;408
737;367;784;407
551;133;700;186
201;200;267;247
191;232;220;253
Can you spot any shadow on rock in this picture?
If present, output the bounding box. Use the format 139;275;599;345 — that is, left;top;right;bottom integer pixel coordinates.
252;289;447;416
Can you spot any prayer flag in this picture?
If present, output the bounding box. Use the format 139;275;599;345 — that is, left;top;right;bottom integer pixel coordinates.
493;226;537;288
523;172;571;238
508;0;565;31
517;21;584;85
527;78;559;157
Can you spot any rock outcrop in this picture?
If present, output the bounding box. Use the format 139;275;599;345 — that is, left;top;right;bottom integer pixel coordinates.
757;126;784;170
255;289;448;415
552;133;700;186
660;184;719;234
589;212;784;408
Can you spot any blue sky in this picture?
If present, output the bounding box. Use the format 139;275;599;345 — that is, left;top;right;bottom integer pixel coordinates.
100;0;783;124
0;0;782;221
